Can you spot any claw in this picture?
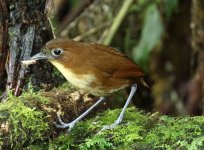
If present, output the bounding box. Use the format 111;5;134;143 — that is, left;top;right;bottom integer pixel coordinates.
54;114;76;131
98;121;119;134
57;114;67;126
98;84;137;134
54;97;106;132
98;113;124;134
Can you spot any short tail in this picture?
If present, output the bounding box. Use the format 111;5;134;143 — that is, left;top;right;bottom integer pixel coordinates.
140;78;149;88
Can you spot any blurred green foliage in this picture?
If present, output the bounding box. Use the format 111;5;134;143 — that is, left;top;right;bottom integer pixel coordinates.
164;0;178;19
69;0;79;7
133;4;163;71
132;0;178;71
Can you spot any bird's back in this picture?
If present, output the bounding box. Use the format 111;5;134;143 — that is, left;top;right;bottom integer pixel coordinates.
86;43;144;79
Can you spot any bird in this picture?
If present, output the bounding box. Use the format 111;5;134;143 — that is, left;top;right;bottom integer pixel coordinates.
23;38;147;132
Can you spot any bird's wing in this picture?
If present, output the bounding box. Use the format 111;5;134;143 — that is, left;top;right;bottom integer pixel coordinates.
89;43;144;78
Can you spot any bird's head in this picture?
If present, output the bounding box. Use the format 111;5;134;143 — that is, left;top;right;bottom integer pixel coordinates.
22;38;91;82
29;38;76;63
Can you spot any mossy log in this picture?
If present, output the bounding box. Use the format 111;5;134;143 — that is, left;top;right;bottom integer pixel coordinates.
0;83;203;149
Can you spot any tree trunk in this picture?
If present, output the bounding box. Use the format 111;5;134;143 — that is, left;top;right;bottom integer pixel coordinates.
185;0;204;115
0;0;9;95
151;0;192;115
0;0;54;99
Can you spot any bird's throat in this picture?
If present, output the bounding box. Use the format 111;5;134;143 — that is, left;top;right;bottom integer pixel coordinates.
50;60;96;89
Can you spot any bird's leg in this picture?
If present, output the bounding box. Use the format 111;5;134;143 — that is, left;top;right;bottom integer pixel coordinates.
100;84;137;132
55;96;105;132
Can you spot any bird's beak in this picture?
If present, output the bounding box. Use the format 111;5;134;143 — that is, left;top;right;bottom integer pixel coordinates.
29;52;50;61
22;52;52;66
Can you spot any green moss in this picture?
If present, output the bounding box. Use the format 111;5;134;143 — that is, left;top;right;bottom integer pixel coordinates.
45;108;204;150
143;116;204;150
0;88;203;149
0;96;49;149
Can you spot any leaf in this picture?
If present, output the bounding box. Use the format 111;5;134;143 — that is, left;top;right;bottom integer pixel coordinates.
133;4;164;71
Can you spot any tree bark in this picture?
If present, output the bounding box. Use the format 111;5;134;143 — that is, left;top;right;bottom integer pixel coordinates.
0;0;9;94
0;0;54;99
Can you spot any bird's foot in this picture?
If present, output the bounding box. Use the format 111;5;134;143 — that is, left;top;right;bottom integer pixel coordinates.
99;118;122;134
54;114;76;132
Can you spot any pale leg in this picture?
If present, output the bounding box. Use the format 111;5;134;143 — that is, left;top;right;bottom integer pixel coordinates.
100;84;137;132
55;97;105;131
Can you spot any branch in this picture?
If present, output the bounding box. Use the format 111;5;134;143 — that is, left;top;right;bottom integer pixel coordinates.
102;0;133;45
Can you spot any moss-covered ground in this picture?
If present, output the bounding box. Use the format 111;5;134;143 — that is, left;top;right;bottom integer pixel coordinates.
0;84;203;149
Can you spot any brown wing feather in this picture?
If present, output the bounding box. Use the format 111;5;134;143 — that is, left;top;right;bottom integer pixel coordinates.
89;43;144;79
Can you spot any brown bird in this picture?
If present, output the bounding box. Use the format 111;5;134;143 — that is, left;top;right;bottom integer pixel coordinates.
24;38;147;131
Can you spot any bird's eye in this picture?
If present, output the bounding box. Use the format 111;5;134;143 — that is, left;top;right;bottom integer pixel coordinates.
51;48;63;57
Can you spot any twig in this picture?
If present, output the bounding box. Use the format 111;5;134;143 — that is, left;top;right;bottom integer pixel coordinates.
73;21;111;42
57;0;96;36
102;0;134;45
